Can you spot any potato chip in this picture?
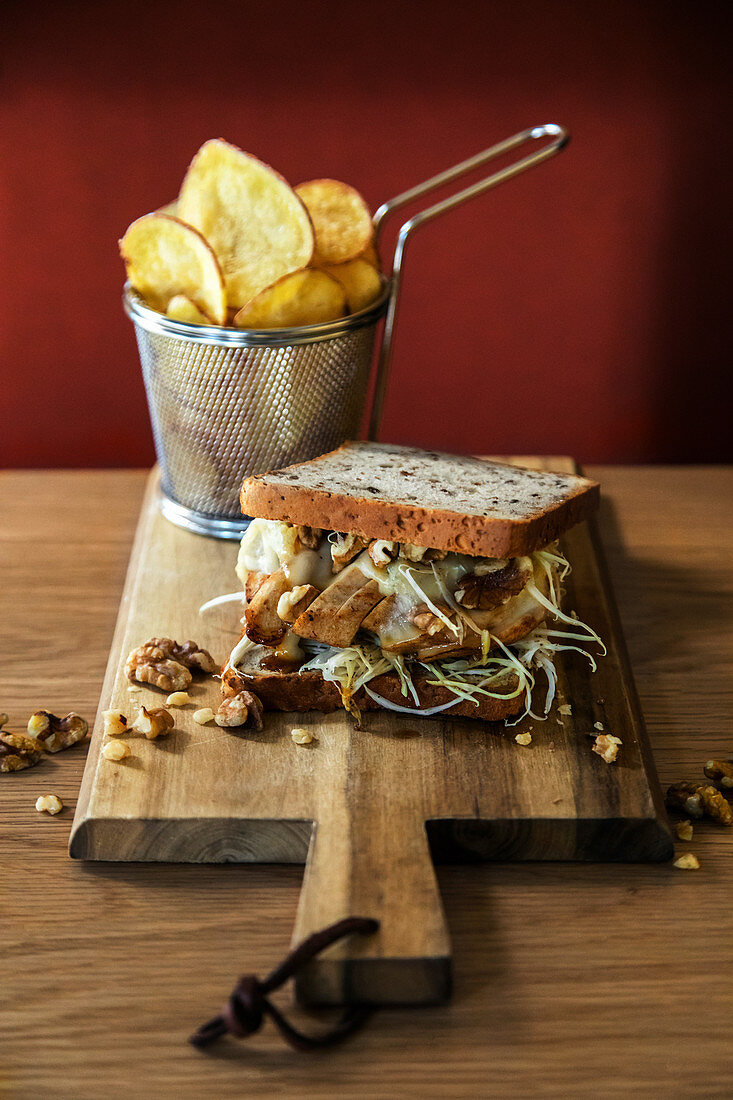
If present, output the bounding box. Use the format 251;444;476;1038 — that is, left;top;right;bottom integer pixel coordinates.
166;294;214;325
295;179;373;265
320;258;382;314
178;139;314;309
120;213;226;324
233;270;346;329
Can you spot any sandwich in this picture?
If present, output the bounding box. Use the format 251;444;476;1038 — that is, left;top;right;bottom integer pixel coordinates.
220;442;603;725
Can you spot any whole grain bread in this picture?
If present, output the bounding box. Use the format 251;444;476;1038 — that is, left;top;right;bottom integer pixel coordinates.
241;441;598;557
222;662;524;722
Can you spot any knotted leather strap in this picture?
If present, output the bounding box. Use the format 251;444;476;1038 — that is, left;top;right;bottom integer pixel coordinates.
190;917;380;1052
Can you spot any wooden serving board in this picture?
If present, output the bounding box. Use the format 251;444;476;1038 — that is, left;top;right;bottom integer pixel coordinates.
70;459;673;1006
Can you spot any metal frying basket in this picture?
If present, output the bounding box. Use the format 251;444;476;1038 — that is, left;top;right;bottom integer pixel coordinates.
125;123;567;539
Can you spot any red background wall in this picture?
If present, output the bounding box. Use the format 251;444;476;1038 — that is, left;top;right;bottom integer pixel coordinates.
1;0;730;468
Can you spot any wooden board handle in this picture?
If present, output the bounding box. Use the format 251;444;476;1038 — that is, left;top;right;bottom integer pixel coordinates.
292;805;452;1006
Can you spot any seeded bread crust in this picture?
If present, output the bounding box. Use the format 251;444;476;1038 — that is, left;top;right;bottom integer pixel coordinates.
222;664;524;722
241;442;598;557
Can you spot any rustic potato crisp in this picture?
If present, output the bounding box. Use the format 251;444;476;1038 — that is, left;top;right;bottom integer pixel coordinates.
295;179;373;265
319;258;381;314
120;214;227;325
166;294;214;325
178;139;314;309
234;270;346;329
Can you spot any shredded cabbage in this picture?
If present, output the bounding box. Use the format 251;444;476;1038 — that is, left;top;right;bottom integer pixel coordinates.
199;591;246;614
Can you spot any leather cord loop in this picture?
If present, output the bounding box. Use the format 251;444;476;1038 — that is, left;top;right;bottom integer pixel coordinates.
190;917;380;1052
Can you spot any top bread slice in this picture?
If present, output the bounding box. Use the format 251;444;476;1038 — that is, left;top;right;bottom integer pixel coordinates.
241;442;599;558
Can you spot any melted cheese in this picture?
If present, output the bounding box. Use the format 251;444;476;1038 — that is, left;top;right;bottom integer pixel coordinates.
237;519;333;590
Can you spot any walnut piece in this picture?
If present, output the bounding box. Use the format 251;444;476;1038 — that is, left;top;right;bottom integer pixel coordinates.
125;637;216;693
515;732;532;746
675;820;694;841
704;759;733;790
330;533;368;572
674;853;700;870
295;525;324;550
368;540;396;568
291;727;315;745
27;711;88;753
131;706;174;740
35;794;63;814
400;544;446;563
103;710;128;738
215;691;264;730
409;606;446;636
102;740;131;761
666;782;732;826
592;733;622;764
1;730;44;772
455;559;532;610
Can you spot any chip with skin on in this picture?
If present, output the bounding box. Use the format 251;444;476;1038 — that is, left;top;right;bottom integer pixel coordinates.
119;213;226;324
319;257;382;314
178;139;314;309
234;269;346;329
166;294;215;325
295;179;373;265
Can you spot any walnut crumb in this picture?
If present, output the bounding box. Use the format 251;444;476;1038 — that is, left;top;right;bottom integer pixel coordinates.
193;708;216;725
166;691;190;706
674;853;700;870
515;732;532;747
592;733;622;763
594;721;605;731
102;740;131;762
291;728;315;745
35;794;63;815
103;710;128;737
558;703;572;716
675;820;694;841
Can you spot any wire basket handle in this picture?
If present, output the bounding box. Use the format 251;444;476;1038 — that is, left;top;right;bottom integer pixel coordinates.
368;123;569;440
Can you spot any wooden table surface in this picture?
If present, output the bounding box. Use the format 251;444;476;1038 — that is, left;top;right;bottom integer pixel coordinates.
2;467;731;1099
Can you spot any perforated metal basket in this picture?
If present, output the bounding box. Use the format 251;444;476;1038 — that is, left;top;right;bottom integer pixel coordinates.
125;124;568;539
125;286;389;537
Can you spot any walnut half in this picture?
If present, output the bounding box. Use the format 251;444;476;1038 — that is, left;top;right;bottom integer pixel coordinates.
125;637;217;693
27;711;88;753
1;730;45;772
666;781;733;825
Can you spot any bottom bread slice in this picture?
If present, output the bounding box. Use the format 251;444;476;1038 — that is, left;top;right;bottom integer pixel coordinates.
222;662;525;723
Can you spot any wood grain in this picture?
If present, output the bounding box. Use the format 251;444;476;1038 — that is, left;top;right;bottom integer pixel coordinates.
2;466;732;1098
67;461;670;1006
